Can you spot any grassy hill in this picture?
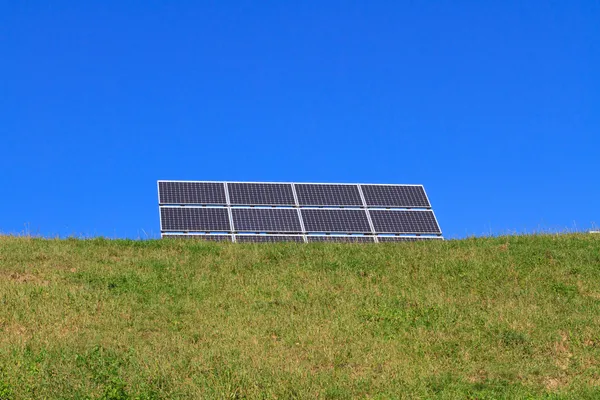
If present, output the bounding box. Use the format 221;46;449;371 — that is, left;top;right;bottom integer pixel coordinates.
1;234;599;399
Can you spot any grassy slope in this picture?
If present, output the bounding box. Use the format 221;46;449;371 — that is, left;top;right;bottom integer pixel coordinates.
0;234;599;399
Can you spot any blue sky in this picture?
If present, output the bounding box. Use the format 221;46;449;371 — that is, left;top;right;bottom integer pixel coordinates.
1;1;598;239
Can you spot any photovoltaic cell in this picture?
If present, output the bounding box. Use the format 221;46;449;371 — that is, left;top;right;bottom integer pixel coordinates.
158;181;227;205
369;210;441;234
377;236;442;242
301;209;372;233
361;185;430;208
307;235;375;243
295;184;363;207
236;235;304;243
162;234;233;242
160;207;231;232
232;208;302;232
228;183;295;206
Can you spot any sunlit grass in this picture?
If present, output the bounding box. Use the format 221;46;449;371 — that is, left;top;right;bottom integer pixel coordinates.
1;234;599;398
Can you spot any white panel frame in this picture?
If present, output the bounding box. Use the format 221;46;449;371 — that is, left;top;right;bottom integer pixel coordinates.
357;184;378;242
419;185;434;210
159;180;425;186
157;181;164;237
223;182;236;242
290;184;308;243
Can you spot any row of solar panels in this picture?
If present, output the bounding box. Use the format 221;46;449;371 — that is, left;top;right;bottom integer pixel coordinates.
163;234;443;243
160;207;441;235
158;181;431;208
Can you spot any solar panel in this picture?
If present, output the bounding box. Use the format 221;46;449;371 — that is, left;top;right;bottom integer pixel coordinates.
294;184;363;207
236;235;304;243
377;236;442;242
369;210;441;234
228;183;295;206
162;234;233;242
160;207;231;232
158;181;443;241
301;209;372;233
361;185;430;208
232;208;302;233
307;235;375;243
158;181;227;205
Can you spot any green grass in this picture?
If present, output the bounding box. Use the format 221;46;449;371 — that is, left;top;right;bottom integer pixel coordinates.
1;234;599;399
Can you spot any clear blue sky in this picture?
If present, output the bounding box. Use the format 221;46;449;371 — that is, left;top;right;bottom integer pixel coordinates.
1;2;598;239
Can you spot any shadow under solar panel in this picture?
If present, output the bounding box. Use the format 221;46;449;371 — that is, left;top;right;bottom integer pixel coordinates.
236;235;304;243
162;234;233;242
377;236;442;242
306;235;375;243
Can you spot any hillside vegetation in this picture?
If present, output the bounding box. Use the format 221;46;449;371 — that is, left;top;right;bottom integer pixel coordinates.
1;234;600;399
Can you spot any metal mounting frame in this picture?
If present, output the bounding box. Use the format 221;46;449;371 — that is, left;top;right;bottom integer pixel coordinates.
158;180;443;241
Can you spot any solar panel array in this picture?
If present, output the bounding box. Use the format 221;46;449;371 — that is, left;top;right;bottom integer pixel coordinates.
158;181;442;242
